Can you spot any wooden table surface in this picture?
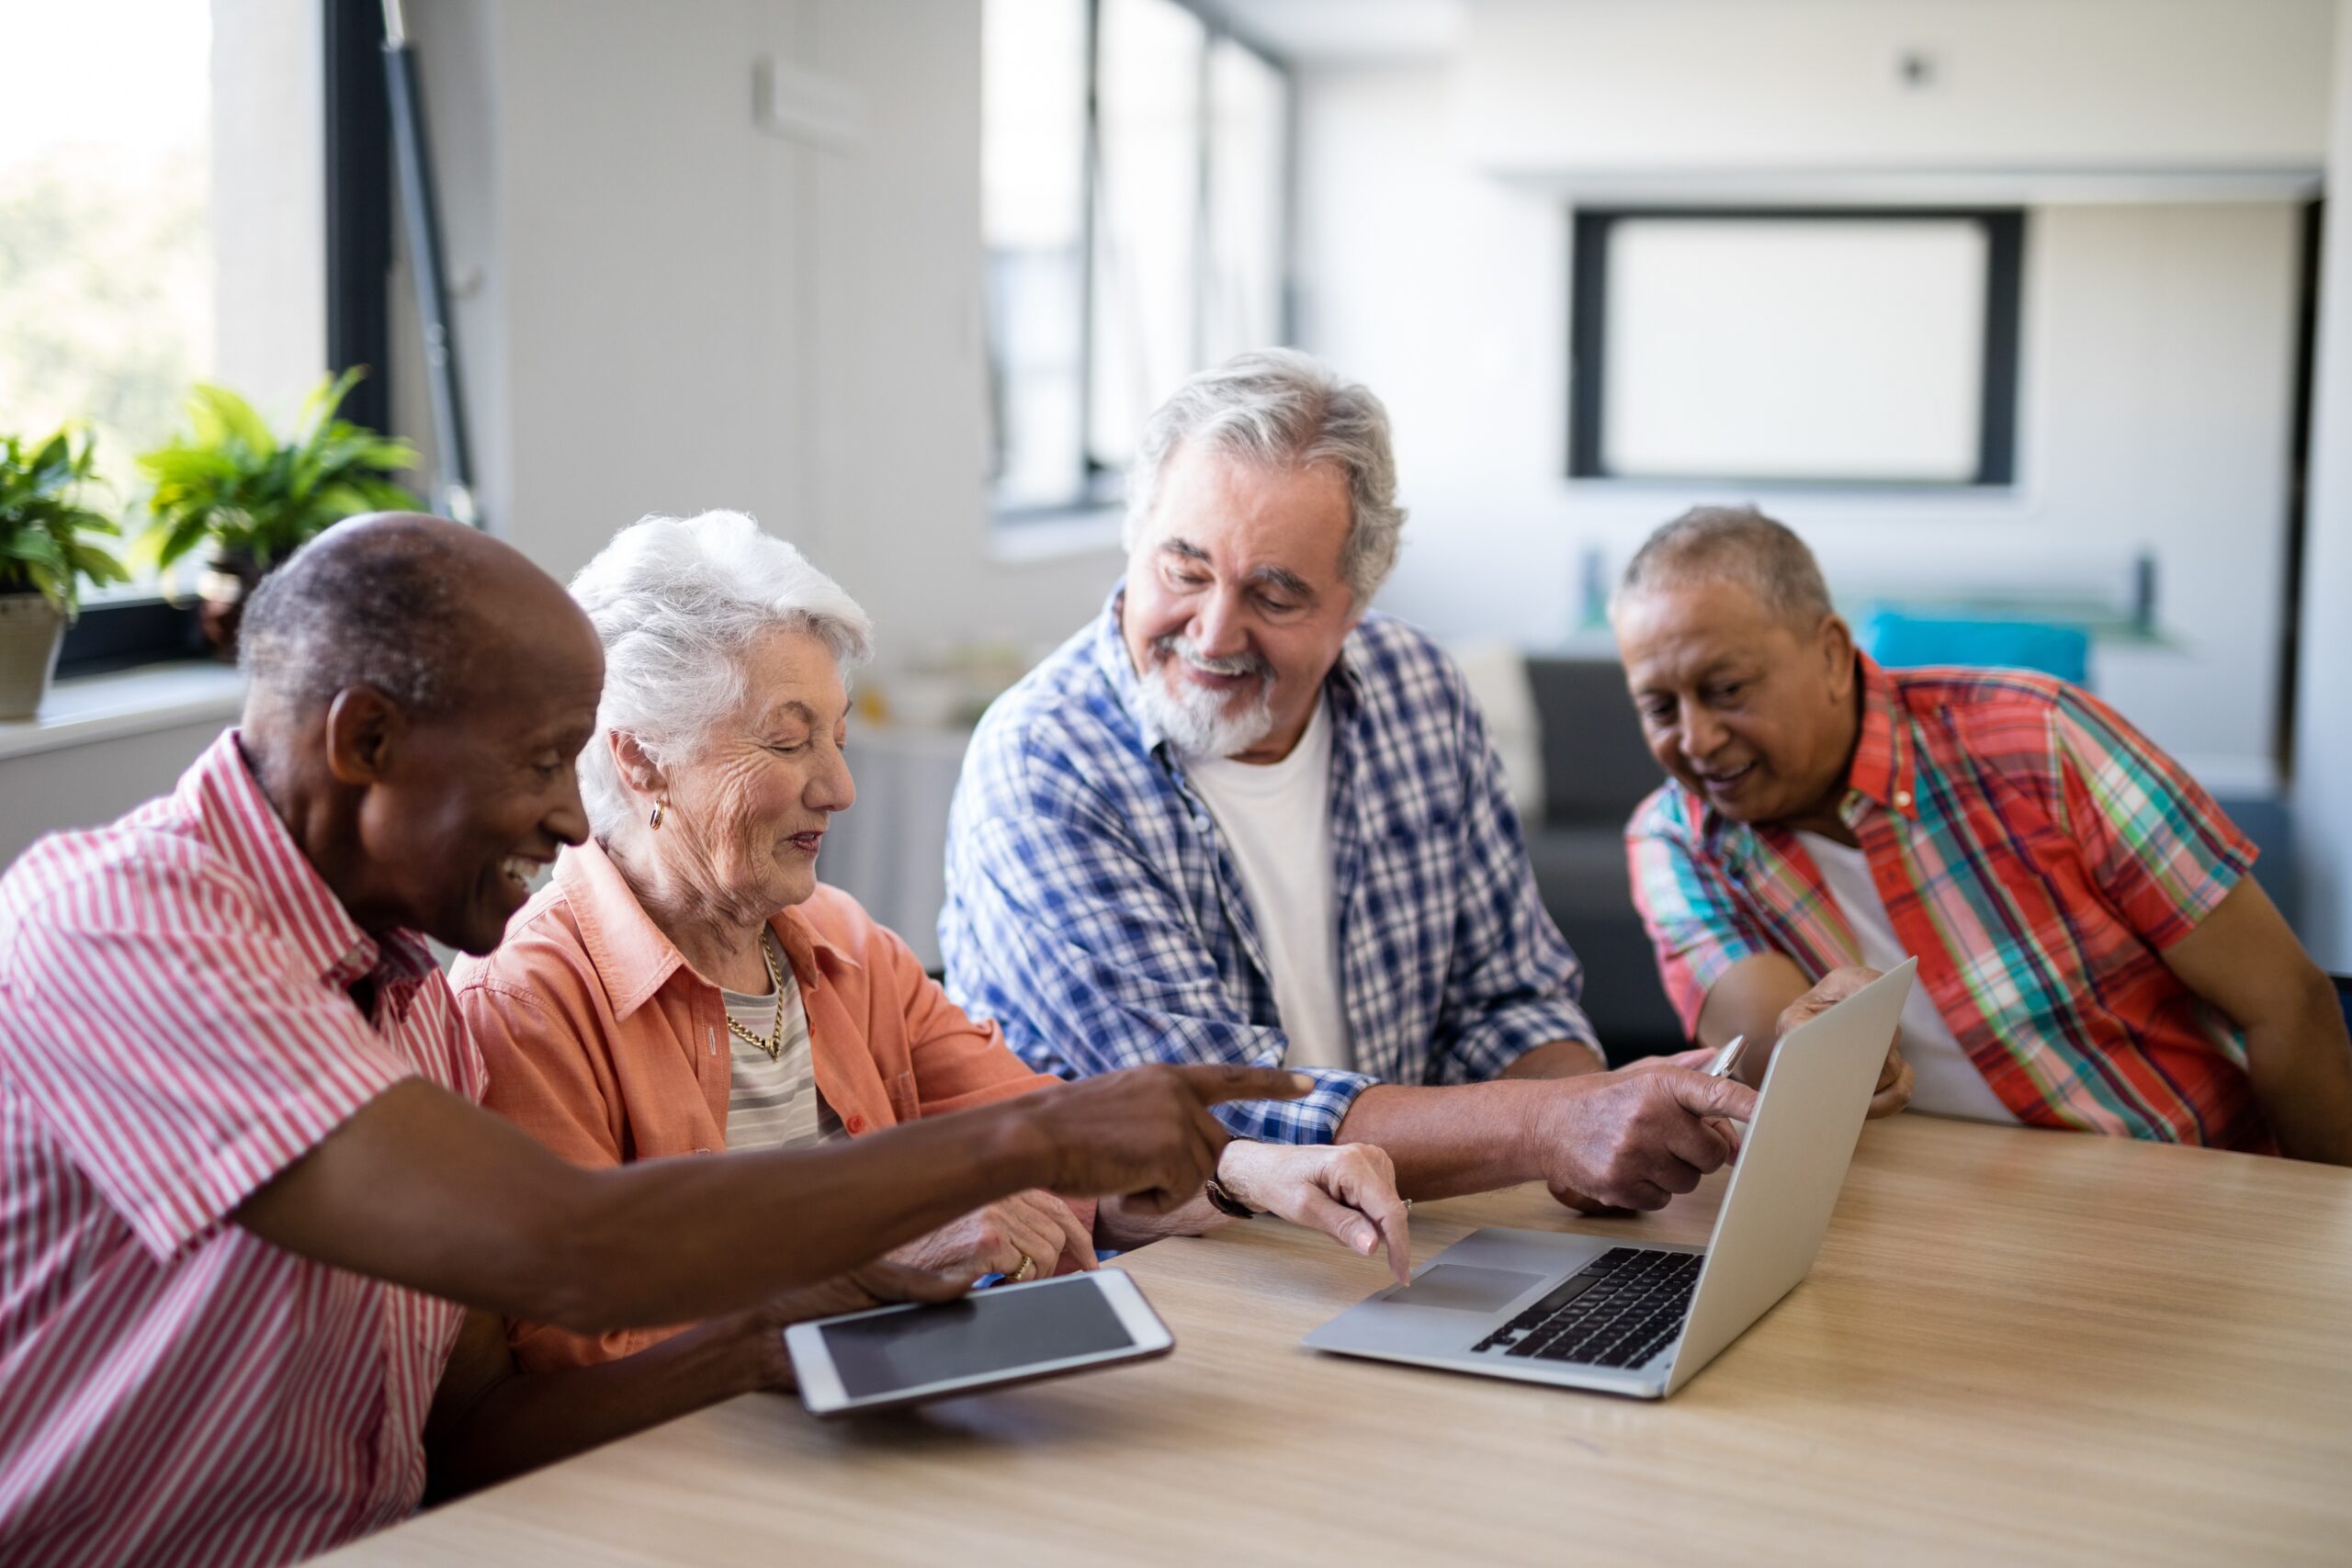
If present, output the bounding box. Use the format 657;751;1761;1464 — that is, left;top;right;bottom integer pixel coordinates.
323;1116;2352;1566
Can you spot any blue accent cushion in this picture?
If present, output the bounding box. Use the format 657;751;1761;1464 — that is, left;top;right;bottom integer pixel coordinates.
1858;611;2090;687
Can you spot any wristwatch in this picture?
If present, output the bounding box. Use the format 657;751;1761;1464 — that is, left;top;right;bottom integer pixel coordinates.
1204;1138;1263;1218
1203;1173;1261;1219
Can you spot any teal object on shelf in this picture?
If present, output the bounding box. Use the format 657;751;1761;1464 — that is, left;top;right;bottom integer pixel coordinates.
1858;611;2091;687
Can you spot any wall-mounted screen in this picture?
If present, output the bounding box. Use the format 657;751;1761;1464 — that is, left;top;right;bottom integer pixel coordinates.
1568;209;2022;487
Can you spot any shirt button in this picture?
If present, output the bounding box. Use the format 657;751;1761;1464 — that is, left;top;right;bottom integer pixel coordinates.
846;1114;866;1134
1894;790;1913;808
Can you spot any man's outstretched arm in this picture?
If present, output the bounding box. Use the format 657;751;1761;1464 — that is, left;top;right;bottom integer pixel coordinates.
235;1063;1304;1335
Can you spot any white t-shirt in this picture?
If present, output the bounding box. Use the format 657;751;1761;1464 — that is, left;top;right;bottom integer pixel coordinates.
1793;831;2018;1124
1184;697;1354;1072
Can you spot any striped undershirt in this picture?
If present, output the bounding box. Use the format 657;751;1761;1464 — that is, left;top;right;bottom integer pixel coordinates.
719;933;837;1151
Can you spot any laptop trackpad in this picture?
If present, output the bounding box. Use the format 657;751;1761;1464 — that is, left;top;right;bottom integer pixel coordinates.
1382;1264;1549;1312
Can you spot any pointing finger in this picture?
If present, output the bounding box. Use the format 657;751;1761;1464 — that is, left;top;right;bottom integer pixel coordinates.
1170;1065;1317;1105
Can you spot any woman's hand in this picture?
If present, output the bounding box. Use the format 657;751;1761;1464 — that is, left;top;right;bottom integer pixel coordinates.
890;1190;1098;1281
1216;1141;1411;1284
738;1259;976;1389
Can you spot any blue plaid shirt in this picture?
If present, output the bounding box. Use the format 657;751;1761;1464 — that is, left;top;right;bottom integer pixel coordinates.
939;586;1599;1143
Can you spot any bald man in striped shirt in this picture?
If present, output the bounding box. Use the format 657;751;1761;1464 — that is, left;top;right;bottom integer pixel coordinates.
0;515;1298;1567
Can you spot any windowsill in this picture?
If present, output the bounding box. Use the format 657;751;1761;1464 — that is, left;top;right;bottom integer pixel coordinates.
987;506;1127;563
0;660;244;761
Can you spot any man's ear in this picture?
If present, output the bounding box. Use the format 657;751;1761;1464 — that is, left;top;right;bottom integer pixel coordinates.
322;687;407;787
1819;615;1858;697
608;730;666;799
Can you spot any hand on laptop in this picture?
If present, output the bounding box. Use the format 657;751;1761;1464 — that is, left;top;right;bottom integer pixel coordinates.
1522;1067;1757;1213
1771;966;1912;1118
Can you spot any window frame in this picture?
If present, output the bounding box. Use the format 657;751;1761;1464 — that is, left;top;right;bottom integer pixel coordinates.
986;0;1296;525
1566;206;2025;490
54;0;392;678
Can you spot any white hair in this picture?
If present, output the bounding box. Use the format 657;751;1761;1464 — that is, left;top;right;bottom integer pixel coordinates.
569;510;873;841
1123;348;1406;603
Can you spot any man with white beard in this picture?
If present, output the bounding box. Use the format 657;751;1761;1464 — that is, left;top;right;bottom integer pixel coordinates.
941;351;1806;1213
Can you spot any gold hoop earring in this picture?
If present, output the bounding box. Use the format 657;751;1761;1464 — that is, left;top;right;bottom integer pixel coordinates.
649;799;666;830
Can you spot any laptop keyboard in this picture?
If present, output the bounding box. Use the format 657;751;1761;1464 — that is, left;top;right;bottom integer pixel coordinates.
1470;1247;1701;1370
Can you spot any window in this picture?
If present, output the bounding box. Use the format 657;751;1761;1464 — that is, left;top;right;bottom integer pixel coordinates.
1568;209;2023;487
0;2;214;562
0;2;376;676
983;0;1291;518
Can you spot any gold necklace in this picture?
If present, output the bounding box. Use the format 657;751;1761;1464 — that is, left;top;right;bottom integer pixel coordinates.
724;931;789;1062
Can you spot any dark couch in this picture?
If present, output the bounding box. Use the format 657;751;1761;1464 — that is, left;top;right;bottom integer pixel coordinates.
1521;657;1689;1062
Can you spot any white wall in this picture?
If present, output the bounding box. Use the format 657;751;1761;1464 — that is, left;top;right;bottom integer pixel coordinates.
400;0;1121;678
1462;0;2332;178
2293;1;2352;971
1295;41;2307;784
0;722;231;867
211;0;326;412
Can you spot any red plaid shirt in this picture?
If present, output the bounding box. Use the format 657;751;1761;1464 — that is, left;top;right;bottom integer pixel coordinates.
1628;657;2268;1151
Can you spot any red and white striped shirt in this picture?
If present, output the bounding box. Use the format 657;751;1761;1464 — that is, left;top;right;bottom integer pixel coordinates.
0;730;483;1567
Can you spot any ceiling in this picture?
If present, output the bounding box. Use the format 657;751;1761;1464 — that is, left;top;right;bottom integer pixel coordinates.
1193;0;1468;67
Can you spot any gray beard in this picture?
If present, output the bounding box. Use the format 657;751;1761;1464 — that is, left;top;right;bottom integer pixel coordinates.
1131;662;1275;759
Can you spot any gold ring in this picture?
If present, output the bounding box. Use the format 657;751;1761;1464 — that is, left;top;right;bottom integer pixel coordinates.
1011;1251;1036;1282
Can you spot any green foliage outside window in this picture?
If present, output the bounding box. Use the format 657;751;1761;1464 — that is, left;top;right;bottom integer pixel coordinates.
0;427;130;616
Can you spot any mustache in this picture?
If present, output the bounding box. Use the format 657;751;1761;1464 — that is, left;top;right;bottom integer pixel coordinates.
1148;633;1273;681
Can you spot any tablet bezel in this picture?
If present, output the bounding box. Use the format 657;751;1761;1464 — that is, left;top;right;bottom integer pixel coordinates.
786;1269;1174;1417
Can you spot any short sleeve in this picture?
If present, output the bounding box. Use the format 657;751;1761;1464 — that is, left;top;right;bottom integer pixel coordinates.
0;877;409;1261
2049;687;2256;950
1624;789;1777;1039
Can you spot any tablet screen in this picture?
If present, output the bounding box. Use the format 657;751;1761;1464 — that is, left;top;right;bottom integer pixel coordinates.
821;1278;1136;1398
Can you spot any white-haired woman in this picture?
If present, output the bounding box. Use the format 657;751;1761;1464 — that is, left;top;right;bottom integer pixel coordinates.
451;510;1408;1373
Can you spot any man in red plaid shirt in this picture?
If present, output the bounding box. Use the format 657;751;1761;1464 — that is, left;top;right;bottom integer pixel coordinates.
1615;506;2352;1161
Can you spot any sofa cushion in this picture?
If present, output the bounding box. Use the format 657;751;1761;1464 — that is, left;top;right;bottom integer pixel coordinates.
1524;657;1661;826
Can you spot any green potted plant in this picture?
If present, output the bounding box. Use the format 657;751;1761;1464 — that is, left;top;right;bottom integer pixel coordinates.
137;367;421;656
0;428;130;720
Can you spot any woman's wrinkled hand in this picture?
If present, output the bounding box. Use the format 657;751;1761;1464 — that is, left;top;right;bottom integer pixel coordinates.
891;1190;1098;1281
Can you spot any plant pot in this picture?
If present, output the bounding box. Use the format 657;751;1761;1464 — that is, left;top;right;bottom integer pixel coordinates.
196;551;266;660
0;592;67;721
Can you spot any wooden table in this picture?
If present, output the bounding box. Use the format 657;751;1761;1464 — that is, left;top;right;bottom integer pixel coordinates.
324;1117;2352;1566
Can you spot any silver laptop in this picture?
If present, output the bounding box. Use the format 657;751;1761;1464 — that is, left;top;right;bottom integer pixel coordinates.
1304;959;1917;1399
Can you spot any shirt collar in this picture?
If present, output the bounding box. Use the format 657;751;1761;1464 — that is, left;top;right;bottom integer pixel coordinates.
1089;579;1366;761
555;836;858;1019
188;729;437;1019
1841;652;1918;822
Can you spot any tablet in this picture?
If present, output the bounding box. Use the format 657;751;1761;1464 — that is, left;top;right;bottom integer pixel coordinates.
785;1270;1175;1417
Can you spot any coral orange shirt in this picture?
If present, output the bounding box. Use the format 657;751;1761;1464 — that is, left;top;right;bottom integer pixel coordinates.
450;838;1089;1371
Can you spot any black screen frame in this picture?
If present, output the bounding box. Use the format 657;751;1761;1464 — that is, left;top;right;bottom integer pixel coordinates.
1566;206;2024;490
